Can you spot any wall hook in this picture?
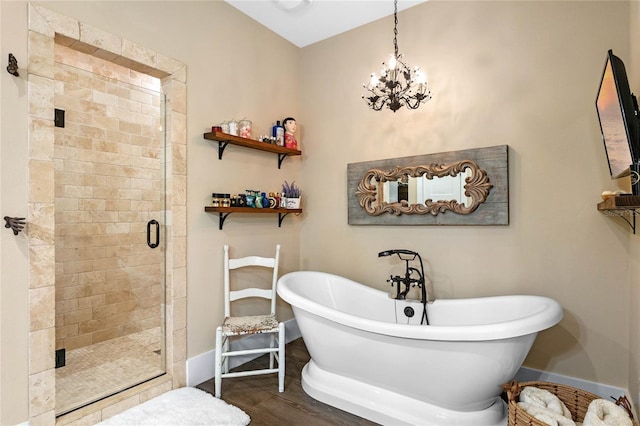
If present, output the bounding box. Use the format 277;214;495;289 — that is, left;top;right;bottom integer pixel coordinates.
6;53;19;77
4;216;25;235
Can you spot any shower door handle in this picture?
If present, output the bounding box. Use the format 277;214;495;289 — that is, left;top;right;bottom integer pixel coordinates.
147;219;159;249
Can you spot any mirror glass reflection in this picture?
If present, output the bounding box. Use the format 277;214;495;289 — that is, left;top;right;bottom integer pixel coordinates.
379;168;473;208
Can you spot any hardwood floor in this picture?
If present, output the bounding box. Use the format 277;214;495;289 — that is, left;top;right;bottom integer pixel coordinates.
197;338;378;425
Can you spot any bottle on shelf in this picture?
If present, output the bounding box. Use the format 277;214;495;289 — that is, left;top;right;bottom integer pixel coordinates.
246;191;256;208
272;121;284;146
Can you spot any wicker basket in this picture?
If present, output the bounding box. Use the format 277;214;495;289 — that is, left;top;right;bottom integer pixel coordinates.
503;380;637;426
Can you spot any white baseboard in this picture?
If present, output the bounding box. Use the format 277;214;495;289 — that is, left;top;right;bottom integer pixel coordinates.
186;318;301;387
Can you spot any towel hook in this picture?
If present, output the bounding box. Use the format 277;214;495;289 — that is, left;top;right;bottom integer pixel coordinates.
4;216;25;235
6;53;19;77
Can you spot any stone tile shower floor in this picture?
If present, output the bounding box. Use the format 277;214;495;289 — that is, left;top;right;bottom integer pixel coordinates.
55;328;164;415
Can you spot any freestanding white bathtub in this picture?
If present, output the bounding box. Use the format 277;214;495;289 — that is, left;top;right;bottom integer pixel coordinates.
277;271;563;426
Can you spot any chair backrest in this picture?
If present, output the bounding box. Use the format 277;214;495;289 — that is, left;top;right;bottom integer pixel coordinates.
223;244;281;317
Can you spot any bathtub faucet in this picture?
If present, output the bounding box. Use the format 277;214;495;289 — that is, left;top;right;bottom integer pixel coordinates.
378;249;430;324
378;249;426;300
384;268;422;300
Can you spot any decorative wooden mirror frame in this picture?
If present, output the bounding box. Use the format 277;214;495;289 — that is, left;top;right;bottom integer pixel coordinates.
347;145;509;226
356;160;493;216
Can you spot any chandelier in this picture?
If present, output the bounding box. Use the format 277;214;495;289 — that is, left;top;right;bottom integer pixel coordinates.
363;0;431;113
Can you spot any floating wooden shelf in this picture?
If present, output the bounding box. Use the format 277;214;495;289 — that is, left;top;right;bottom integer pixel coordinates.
204;206;302;230
597;195;640;210
597;195;640;233
203;130;301;169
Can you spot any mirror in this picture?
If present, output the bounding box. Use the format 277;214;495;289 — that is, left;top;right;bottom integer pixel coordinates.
347;145;509;226
357;160;492;216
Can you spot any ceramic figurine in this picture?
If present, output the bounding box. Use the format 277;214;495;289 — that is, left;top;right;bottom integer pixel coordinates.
283;117;298;150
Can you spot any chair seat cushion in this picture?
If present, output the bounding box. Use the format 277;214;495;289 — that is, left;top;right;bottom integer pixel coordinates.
222;314;280;336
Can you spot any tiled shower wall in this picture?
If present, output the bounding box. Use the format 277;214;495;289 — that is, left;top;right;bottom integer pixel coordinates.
53;45;164;351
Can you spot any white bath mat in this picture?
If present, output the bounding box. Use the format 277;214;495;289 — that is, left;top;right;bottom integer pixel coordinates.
98;387;250;425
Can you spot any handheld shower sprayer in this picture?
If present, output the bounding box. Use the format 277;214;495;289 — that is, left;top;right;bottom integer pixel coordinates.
378;249;419;259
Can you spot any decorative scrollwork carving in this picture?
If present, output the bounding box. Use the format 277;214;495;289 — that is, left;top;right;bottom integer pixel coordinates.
355;160;493;216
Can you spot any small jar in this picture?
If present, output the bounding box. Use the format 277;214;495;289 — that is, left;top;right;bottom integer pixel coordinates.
220;121;230;134
211;193;221;208
268;192;277;209
245;191;256;208
239;119;252;139
221;193;231;208
228;120;238;136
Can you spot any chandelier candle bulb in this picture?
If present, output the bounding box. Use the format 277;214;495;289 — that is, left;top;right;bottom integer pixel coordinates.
368;74;378;90
389;55;397;69
388;55;397;80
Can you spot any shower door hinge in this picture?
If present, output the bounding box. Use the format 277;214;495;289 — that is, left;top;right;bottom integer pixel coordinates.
55;348;66;368
54;108;65;128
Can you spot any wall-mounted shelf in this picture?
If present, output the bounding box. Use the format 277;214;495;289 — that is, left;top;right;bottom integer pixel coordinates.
203;130;302;169
597;195;640;233
205;206;302;230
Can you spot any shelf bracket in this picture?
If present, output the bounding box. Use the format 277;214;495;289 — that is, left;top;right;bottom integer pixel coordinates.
218;212;232;230
603;209;637;234
625;212;636;234
218;141;230;160
278;212;290;227
277;153;289;169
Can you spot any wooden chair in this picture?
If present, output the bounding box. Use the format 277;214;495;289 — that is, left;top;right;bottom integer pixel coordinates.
214;244;284;398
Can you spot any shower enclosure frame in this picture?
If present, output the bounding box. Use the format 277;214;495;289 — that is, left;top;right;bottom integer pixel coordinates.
26;5;187;424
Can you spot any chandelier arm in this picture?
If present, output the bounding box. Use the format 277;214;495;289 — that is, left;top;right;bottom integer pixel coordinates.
405;98;421;109
370;98;386;111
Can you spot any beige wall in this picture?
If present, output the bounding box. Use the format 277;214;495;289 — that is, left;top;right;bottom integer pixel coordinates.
300;0;635;389
0;0;639;424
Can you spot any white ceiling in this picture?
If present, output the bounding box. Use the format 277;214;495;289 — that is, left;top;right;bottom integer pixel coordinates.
223;0;429;48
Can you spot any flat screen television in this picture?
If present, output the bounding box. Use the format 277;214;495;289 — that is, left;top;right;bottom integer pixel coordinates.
596;49;640;178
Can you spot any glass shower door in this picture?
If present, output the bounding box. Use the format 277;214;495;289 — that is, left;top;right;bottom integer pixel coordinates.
53;47;166;415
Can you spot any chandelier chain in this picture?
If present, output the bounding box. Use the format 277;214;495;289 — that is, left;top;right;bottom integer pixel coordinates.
393;0;399;58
